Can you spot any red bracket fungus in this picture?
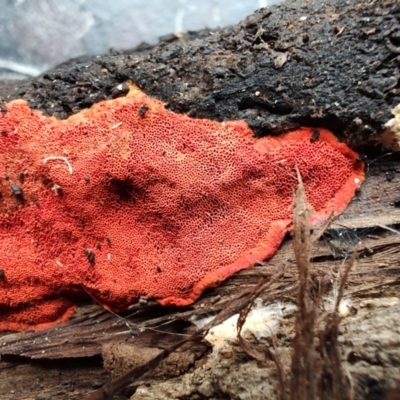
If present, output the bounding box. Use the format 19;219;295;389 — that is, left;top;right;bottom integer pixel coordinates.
0;85;364;331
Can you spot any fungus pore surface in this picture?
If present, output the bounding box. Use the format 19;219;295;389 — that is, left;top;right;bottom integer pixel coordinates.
0;86;364;331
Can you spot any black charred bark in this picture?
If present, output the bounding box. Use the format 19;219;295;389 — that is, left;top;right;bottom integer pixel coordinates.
0;0;399;151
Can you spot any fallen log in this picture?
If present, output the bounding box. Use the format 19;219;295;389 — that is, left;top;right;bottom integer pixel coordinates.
1;0;400;399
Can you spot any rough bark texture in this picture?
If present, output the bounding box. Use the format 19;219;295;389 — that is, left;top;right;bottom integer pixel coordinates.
1;0;400;399
1;0;399;146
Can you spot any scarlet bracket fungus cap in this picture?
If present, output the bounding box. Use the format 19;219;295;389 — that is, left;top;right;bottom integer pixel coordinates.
0;86;364;331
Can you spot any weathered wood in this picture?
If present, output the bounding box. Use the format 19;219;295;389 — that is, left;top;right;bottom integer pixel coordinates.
1;0;400;398
0;358;112;400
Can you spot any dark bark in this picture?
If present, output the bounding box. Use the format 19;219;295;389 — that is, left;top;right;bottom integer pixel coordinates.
1;0;399;147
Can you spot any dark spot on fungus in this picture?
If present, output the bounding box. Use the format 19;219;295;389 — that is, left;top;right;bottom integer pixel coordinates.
0;129;7;136
18;172;25;183
106;237;111;246
139;103;149;117
109;177;145;203
10;183;22;197
157;266;162;273
84;176;91;183
96;242;102;250
310;129;320;142
0;269;4;279
84;249;95;265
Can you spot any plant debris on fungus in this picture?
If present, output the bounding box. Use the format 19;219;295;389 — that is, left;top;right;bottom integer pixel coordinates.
0;85;364;331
